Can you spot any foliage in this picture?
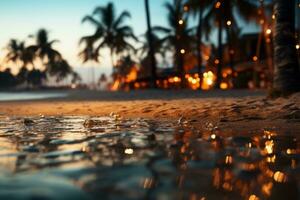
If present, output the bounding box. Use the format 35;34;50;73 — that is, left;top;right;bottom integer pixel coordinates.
80;2;137;66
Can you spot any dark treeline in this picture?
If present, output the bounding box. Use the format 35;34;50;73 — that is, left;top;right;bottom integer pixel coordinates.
0;29;80;89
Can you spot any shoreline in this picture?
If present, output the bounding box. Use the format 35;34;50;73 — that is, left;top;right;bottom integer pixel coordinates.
0;90;299;134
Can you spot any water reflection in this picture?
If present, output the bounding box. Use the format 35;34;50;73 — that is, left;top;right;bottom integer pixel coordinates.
0;116;298;200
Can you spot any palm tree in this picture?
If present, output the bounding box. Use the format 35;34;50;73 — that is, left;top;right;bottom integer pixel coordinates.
153;0;194;87
28;29;73;84
185;0;210;88
139;31;166;58
144;0;157;88
81;2;137;70
5;39;34;69
273;0;300;94
28;29;62;64
46;59;72;82
203;0;256;88
79;35;100;63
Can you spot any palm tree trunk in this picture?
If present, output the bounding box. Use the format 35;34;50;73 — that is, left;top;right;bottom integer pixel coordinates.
273;0;300;93
215;15;223;89
179;51;185;89
144;0;157;88
197;6;203;89
226;27;235;87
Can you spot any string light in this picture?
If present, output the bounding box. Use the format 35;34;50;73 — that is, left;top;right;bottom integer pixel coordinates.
226;20;232;26
183;5;189;12
296;44;300;50
215;1;221;9
178;19;184;25
265;28;272;35
272;14;275;20
180;49;185;54
252;56;258;62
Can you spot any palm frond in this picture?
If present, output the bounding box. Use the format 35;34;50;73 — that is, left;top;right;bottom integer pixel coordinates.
82;15;101;27
113;11;131;29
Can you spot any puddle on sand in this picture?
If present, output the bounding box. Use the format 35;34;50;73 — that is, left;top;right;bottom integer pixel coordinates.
0;116;299;200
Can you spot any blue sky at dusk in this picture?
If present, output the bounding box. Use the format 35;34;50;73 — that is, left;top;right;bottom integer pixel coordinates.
0;0;260;82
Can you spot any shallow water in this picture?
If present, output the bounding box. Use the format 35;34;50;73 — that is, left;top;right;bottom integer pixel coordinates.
0;92;67;101
0;115;298;200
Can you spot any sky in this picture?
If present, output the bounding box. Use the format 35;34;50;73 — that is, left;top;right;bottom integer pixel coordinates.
0;0;260;83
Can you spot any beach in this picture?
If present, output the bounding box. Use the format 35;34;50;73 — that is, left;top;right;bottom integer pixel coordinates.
0;89;299;133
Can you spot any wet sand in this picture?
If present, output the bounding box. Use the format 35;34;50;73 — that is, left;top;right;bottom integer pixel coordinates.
0;89;299;133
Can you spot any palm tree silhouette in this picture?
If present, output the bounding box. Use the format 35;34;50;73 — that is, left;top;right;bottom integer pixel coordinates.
203;0;256;89
273;0;300;94
144;0;157;88
139;31;165;58
185;0;210;89
28;29;62;64
79;35;100;63
46;59;72;82
5;39;34;69
28;29;74;82
153;0;194;87
81;2;137;71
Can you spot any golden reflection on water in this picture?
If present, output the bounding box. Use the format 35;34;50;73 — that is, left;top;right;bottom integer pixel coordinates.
265;140;274;154
0;116;298;200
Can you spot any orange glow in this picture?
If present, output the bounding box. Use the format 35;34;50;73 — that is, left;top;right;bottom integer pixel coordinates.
111;79;120;91
183;5;189;12
210;134;216;140
202;71;215;90
249;194;259;200
215;1;221;8
204;55;210;61
225;155;233;164
252;56;258;62
265;140;274;155
168;76;181;84
272;14;275;20
273;171;287;183
125;67;137;83
260;19;264;24
265;28;272;35
262;182;273;196
185;74;201;90
220;82;228;90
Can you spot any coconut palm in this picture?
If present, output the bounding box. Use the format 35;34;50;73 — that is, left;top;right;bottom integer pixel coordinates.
81;2;137;70
203;0;257;88
79;35;100;63
28;29;62;64
139;31;166;58
46;59;72;82
5;39;34;69
273;0;300;94
144;0;157;88
153;0;195;87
